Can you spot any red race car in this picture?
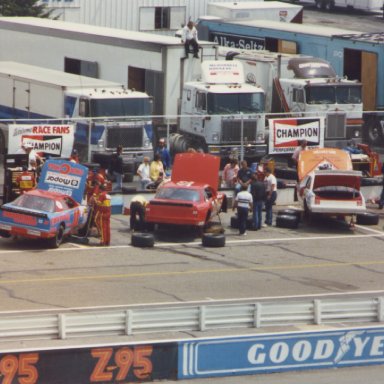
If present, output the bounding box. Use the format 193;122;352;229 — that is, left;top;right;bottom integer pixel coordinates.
145;153;227;229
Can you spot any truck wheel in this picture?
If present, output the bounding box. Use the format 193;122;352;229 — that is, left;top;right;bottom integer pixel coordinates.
48;225;65;248
356;212;379;226
131;232;155;247
276;214;299;229
202;233;226;247
365;115;384;145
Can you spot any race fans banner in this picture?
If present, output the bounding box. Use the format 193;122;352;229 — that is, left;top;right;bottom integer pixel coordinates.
8;124;75;158
268;117;325;154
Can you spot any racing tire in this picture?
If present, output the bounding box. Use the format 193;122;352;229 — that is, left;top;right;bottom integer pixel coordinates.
276;214;299;229
0;230;11;238
356;212;379;226
48;225;65;248
131;232;155;248
277;209;301;222
230;215;253;229
202;233;226;248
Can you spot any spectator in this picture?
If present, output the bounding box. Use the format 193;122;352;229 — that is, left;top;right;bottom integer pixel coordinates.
155;138;171;172
250;172;266;231
69;149;79;163
291;139;308;167
181;20;199;59
235;160;253;195
264;167;277;226
232;185;253;236
149;153;165;188
109;145;124;192
137;157;151;190
222;159;239;188
22;142;43;171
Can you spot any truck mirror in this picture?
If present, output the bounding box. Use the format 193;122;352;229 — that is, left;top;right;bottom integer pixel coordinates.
79;99;89;117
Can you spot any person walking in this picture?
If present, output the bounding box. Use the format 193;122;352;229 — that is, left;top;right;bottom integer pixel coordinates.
181;20;199;59
93;183;112;246
154;138;171;172
250;172;266;231
233;185;253;236
109;145;124;192
137;157;151;190
264;167;277;226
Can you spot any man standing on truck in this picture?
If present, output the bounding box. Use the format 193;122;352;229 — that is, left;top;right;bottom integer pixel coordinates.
181;20;200;59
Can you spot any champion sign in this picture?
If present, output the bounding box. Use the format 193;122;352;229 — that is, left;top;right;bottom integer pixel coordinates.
178;327;384;379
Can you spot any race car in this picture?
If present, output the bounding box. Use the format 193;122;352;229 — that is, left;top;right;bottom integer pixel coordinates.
0;159;89;248
296;148;366;219
145;152;227;229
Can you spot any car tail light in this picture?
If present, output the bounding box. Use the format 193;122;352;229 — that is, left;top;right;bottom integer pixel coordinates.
314;196;321;205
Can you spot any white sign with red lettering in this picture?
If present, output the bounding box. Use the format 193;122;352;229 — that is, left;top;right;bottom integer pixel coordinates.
8;124;75;157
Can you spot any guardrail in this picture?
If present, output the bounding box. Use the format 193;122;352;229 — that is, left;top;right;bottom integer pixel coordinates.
0;297;383;341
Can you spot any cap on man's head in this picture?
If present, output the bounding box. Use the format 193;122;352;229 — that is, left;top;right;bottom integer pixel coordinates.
159;138;165;143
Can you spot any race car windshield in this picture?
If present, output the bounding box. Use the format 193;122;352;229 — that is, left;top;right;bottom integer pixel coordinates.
12;195;55;213
156;188;200;202
305;85;362;105
207;92;264;114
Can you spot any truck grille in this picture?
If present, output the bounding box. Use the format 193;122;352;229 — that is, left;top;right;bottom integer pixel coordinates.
106;126;143;148
221;119;257;143
326;113;346;139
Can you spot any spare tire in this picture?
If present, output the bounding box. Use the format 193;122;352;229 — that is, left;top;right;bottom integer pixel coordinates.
277;209;301;222
131;232;155;247
356;212;379;226
202;233;226;247
230;215;253;229
276;214;299;229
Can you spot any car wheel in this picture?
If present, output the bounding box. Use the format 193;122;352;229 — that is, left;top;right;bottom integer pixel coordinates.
202;233;226;247
131;232;155;247
356;212;379;226
48;224;65;248
277;209;301;222
0;230;11;238
276;214;299;229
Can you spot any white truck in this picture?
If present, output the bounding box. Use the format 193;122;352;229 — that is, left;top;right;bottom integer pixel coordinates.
0;61;153;174
171;60;267;162
220;48;363;149
306;0;383;12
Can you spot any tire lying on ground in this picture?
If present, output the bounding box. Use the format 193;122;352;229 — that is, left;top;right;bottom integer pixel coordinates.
230;215;253;229
276;214;299;229
202;233;226;247
131;232;155;247
356;212;380;226
277;209;301;222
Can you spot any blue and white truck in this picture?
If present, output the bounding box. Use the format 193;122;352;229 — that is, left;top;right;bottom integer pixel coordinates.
0;61;153;173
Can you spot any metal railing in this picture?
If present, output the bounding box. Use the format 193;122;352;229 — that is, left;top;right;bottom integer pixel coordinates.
0;296;383;341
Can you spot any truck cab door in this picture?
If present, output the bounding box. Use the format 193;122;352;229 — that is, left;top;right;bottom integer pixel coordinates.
291;87;306;114
192;91;207;134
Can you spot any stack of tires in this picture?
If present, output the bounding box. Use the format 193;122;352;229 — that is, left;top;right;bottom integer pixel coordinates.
275;209;301;229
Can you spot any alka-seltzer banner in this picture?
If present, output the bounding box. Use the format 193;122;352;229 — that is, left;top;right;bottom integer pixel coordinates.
178;326;384;379
8;124;75;158
268;117;325;155
37;160;88;203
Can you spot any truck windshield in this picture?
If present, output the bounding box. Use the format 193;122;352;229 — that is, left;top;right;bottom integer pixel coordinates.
305;85;362;105
207;93;264;114
90;97;152;117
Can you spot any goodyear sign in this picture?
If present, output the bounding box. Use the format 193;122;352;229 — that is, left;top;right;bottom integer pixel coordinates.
178;327;384;379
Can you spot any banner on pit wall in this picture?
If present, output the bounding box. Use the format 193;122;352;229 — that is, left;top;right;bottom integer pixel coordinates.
178;326;384;379
8;124;75;158
268;117;325;154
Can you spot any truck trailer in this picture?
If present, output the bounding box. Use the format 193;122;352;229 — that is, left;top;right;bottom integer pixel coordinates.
0;61;153;171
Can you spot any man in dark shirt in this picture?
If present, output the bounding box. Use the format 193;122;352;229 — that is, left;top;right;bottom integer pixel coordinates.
235;160;253;195
250;172;266;230
110;145;124;192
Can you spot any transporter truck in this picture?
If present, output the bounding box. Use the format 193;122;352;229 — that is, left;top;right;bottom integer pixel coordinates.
171;60;267;163
0;61;153;176
221;48;363;149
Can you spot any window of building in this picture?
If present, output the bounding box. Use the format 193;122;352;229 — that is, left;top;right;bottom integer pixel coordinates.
155;7;170;30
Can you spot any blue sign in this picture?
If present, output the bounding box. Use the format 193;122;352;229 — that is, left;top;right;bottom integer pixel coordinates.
178;326;384;379
38;160;88;203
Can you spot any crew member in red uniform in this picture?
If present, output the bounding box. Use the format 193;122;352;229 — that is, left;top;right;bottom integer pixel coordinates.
16;168;36;194
93;183;111;246
86;168;105;203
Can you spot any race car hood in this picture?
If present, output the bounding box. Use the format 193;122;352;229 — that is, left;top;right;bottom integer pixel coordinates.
298;148;353;181
37;160;88;204
171;153;220;190
312;170;362;190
